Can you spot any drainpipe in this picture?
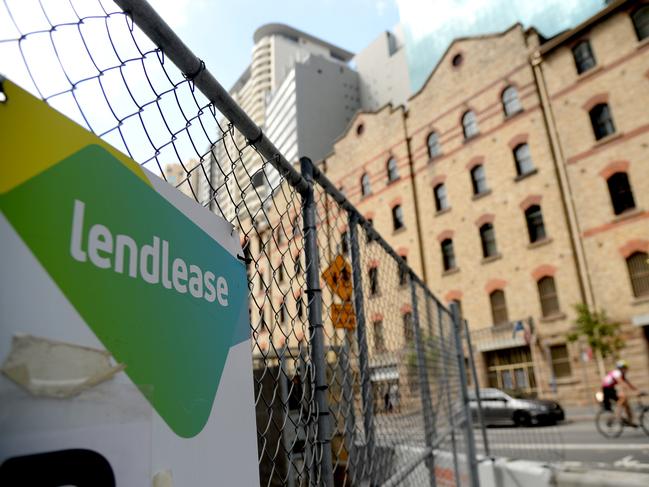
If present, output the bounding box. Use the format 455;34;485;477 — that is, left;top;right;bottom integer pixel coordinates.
402;109;429;285
530;51;604;379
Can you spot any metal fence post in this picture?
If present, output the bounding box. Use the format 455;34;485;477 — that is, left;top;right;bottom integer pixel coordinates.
348;211;375;483
300;157;334;487
450;303;480;487
409;277;436;487
436;304;461;485
337;340;358;483
463;319;491;459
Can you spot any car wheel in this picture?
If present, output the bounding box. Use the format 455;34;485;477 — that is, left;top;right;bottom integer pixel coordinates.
513;411;532;427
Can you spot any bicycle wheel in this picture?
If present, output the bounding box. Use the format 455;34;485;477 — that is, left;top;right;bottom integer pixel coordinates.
640;408;649;436
596;409;623;438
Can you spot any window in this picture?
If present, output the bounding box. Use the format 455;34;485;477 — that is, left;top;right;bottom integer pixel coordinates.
403;312;414;344
572;40;596;74
427;132;440;158
502;86;522;116
479;223;498;258
369;266;379;296
513;143;534;176
550;344;572;379
632;6;649;41
296;295;304;319
627;251;649;297
589;104;615;140
451;299;463;319
434;183;449;212
452;53;463;66
259;271;266;291
607;172;635;215
387;157;399;182
341;231;349;254
279;298;287;324
525;205;546;243
392;205;404;231
462;110;479;139
294;257;301;275
361;173;371;196
276;226;284;245
374;321;386;353
470;164;488;195
366;218;373;243
489;290;509;326
398;256;408;286
278;264;285;283
537;276;560;317
441;238;456;271
292;217;300;237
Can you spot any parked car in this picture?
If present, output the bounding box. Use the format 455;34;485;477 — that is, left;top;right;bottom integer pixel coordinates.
468;388;565;426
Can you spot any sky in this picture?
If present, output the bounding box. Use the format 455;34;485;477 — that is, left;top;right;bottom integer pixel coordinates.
148;0;400;90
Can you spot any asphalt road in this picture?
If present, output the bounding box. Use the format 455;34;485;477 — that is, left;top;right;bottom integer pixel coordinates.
479;419;649;468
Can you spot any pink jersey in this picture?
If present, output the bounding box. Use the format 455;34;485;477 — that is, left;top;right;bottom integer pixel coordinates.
602;369;623;388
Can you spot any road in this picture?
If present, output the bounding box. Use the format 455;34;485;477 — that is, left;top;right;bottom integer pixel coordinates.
369;412;649;470
478;420;649;467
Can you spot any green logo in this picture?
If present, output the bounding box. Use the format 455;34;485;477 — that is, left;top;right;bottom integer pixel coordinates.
0;145;250;438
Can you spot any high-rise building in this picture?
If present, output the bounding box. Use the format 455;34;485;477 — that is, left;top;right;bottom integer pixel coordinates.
205;24;357;222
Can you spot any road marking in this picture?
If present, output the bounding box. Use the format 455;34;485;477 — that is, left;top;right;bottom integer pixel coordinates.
483;443;649;451
614;455;649;470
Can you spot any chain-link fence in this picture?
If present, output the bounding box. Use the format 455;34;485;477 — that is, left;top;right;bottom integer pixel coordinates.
0;0;485;485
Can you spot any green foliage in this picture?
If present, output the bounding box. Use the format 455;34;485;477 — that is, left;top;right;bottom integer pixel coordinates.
567;303;625;358
406;335;440;372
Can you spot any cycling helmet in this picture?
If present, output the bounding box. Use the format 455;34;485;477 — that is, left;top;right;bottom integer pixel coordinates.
616;359;628;370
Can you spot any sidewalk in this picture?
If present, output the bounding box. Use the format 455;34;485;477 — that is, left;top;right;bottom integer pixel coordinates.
564;405;598;422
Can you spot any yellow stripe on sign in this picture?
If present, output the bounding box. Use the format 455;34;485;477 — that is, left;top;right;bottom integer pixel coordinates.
0;80;150;194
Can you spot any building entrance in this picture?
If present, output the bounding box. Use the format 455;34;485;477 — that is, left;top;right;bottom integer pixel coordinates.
485;345;537;396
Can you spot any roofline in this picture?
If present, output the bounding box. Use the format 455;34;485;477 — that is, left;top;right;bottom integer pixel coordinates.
253;23;354;61
539;0;632;55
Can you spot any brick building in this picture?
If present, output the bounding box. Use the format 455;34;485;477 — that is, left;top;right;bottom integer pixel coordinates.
320;0;649;405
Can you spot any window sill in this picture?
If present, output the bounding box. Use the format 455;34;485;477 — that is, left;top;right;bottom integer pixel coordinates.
631;294;649;306
613;207;643;223
636;36;649;51
505;108;524;120
392;226;406;235
555;376;579;386
387;177;401;186
481;253;502;265
539;312;566;323
463;133;480;145
428;154;443;164
527;237;553;250
594;131;623;148
435;207;452;217
442;267;460;277
369;292;382;300
472;189;492;201
576;64;603;82
514;168;538;182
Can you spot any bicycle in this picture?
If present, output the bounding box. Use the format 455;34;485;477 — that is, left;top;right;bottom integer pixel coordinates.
595;391;649;438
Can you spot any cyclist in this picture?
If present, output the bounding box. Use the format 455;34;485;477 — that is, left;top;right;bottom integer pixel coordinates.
602;360;638;426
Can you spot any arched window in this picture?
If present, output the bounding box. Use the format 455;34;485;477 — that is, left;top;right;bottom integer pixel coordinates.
434;183;448;212
525;205;546;243
513;143;534;176
462;110;479;139
398;255;409;286
427;132;440;158
627;251;649;297
361;173;371;196
368;266;379;296
392;204;404;231
572;40;596;74
387;157;399;182
373;320;385;352
607;172;636;215
537;276;560;317
480;223;498;258
632;6;649;41
451;299;463;318
292;216;301;236
589;103;615;140
470;164;488;195
403;312;414;344
340;231;349;254
502;86;522;116
441;238;456;271
489;290;509;325
279;298;287;324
